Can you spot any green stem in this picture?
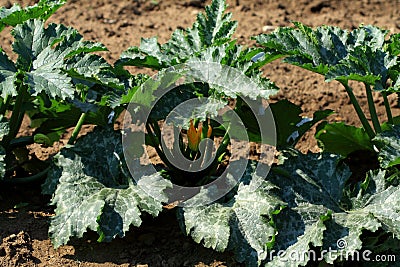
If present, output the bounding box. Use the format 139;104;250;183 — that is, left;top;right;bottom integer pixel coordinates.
364;83;381;133
146;123;173;170
9;136;34;149
2;85;27;149
212;125;231;166
2;166;50;184
151;120;162;140
341;81;375;139
382;92;393;125
68;112;87;145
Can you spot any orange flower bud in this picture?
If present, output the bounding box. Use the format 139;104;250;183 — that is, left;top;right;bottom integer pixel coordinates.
207;124;212;138
187;119;213;152
188;120;202;151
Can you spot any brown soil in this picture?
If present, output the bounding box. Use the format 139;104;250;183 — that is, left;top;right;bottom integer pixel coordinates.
0;0;399;266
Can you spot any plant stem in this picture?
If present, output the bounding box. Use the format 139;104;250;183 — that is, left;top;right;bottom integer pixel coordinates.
68;112;87;145
382;92;393;125
152;120;162;140
9;136;34;149
2;85;27;149
146;122;173;170
213;125;231;166
341;81;375;139
364;83;381;133
2;166;50;184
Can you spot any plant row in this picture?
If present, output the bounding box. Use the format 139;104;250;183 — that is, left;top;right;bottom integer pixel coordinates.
0;0;399;266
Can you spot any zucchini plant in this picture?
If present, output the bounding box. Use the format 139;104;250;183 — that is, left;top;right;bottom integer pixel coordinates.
0;0;122;182
256;22;400;161
0;1;399;266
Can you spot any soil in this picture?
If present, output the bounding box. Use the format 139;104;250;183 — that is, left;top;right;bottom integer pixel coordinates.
0;0;399;266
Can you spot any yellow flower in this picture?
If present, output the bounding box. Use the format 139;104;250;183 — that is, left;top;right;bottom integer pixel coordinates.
187;119;212;152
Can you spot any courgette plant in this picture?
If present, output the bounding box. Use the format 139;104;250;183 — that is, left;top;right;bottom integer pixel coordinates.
256;22;400;163
0;0;122;182
43;0;286;247
1;1;399;267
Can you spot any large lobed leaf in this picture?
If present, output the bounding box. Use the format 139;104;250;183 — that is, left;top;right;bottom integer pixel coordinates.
266;208;329;267
113;0;279;110
116;0;237;70
326;45;397;90
256;22;398;88
255;22;351;75
181;151;400;266
66;53;123;90
268;152;400;265
11;19;107;100
185;43;279;97
180;163;284;266
0;0;66;32
45;127;172;248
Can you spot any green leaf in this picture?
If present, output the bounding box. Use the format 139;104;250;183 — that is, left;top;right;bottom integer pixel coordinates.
66;54;123;89
164;93;227;128
102;73;149;109
116;0;237;70
186;55;278;99
0;115;9;140
315;122;374;156
350;25;388;51
0;0;66;31
266;212;328;267
270;99;333;148
267;153;400;265
33;133;52;146
186;44;279;98
271;152;351;211
256;22;350;74
373;125;400;168
326;46;397;89
127;69;183;120
256;22;394;86
115;0;278;115
117;37;166;70
181;202;231;252
181;162;284;266
322;170;400;263
127;60;277;130
183;153;354;266
12;19;106;100
197;0;236;46
0;49;17;99
387;33;400;56
46;127;172;247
